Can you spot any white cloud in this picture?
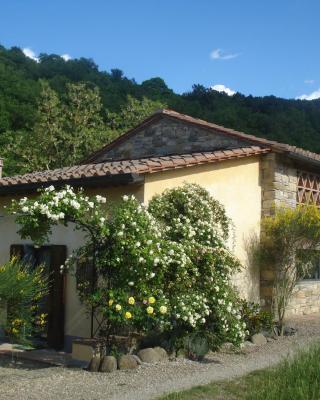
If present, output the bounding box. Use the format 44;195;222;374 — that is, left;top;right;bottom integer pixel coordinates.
210;48;240;60
22;47;39;62
296;89;320;101
61;53;72;61
304;79;315;84
211;84;236;96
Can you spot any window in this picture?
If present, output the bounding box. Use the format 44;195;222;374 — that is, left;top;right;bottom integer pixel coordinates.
297;170;320;206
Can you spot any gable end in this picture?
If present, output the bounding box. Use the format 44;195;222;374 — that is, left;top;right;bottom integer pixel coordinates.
92;116;253;162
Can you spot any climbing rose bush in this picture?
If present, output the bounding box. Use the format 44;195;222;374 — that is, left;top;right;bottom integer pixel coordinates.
9;183;247;347
149;184;247;346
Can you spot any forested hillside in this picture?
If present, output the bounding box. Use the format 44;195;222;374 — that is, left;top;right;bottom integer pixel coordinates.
1;44;320;176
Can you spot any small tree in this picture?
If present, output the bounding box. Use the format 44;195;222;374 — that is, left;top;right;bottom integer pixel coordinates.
259;205;320;334
0;258;48;343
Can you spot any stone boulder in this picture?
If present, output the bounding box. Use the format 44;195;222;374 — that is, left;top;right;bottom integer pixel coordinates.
137;348;160;363
131;354;143;365
99;356;117;373
153;347;168;361
251;333;267;346
88;356;101;372
118;354;138;370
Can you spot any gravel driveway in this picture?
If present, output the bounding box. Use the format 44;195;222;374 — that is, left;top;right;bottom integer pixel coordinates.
1;314;320;400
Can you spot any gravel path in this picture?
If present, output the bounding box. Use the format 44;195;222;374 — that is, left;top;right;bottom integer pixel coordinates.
1;314;320;400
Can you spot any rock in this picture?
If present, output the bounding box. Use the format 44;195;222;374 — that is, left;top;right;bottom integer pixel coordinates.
137;348;160;363
244;340;256;347
118;355;138;370
99;356;117;373
153;346;168;361
251;333;267;346
266;337;274;343
131;354;143;365
88;356;101;372
220;342;235;352
284;326;297;336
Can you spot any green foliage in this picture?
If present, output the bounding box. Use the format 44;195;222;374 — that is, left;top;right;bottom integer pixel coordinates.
0;258;48;343
184;332;210;360
106;95;166;133
258;205;320;333
1;44;320;176
10;183;247;350
239;300;273;336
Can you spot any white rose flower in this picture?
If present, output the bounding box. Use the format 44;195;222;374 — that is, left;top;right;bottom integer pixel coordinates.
123;195;129;201
22;206;29;213
96;195;106;203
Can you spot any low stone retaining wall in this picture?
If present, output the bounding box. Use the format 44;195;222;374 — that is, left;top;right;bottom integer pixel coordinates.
286;281;320;317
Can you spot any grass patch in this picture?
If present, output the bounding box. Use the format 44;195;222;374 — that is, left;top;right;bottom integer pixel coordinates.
158;342;320;400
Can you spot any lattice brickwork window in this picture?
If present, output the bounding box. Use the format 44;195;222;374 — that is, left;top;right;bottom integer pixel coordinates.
297;171;320;206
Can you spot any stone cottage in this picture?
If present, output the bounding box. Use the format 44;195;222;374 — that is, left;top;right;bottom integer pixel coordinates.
0;109;319;350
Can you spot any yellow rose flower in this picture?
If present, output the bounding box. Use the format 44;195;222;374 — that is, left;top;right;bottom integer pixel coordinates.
125;311;132;319
159;305;167;314
148;296;156;304
115;304;122;311
128;297;135;305
146;306;154;315
108;299;114;306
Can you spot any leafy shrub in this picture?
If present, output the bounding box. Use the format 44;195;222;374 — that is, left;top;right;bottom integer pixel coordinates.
239;300;273;336
0;258;48;343
257;205;320;334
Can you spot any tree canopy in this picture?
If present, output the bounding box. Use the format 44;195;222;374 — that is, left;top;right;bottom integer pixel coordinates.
1;44;320;176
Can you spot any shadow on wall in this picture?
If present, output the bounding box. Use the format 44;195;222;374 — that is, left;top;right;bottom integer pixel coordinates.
242;230;261;303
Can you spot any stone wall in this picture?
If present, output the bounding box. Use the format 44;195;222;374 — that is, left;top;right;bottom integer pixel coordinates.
260;154;320;317
286;281;320;316
260;153;297;217
260;154;298;309
95;118;251;162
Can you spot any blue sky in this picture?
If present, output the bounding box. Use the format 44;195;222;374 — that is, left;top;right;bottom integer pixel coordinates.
1;0;320;100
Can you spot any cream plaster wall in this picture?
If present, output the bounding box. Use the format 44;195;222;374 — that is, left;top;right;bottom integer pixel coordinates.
144;157;262;302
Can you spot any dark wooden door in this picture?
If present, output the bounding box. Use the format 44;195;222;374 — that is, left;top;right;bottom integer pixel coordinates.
10;244;66;350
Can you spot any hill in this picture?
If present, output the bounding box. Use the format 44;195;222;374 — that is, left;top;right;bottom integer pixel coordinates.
1;44;320;176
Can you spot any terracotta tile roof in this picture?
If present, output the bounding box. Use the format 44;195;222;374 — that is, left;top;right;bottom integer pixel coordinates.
84;109;320;165
0;146;270;189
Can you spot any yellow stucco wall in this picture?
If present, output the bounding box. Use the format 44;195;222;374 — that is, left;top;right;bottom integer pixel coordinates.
144;156;262;301
0;156;262;342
